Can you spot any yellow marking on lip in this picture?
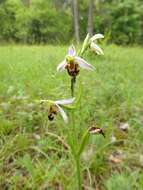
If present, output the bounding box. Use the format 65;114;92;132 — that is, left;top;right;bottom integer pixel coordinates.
66;55;74;62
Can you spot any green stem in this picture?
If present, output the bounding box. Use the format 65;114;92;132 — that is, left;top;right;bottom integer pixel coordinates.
71;76;77;151
71;76;76;97
70;76;82;190
75;157;82;190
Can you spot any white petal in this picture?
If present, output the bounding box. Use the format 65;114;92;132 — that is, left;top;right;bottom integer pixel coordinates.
90;34;104;42
68;45;76;56
57;60;67;72
56;104;68;123
55;98;75;106
90;42;104;55
75;56;95;70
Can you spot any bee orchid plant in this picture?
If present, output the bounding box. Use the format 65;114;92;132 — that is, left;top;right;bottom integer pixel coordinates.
40;33;104;190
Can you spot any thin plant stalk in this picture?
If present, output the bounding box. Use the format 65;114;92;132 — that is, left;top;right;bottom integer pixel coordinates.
76;157;82;190
70;76;82;190
71;76;76;97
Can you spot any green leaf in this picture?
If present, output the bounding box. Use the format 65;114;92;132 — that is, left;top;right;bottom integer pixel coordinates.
77;130;90;157
80;33;90;56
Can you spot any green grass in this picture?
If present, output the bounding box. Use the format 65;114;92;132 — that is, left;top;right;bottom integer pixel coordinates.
0;44;143;189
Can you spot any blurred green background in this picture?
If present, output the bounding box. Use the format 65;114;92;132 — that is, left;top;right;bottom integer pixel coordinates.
0;0;142;45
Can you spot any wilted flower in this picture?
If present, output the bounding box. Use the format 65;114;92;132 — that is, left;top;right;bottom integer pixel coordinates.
57;45;94;77
88;126;105;137
47;98;75;123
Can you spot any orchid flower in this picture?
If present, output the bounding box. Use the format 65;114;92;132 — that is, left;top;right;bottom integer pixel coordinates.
40;98;75;123
89;34;104;55
57;45;94;77
81;33;104;55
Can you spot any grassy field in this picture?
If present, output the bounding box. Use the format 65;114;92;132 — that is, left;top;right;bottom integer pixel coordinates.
0;45;143;190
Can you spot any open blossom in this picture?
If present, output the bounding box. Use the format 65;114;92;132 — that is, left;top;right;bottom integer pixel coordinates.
89;34;104;55
47;98;75;123
57;45;94;77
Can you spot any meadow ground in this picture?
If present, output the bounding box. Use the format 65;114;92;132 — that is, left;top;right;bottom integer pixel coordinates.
0;45;143;190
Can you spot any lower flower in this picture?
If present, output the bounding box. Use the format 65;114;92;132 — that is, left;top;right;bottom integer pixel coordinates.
47;98;75;123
